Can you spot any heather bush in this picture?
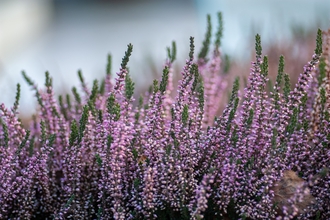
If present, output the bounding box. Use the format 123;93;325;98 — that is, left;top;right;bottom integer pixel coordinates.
0;13;329;220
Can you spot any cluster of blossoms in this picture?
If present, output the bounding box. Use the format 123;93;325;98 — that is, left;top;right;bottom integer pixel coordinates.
0;13;329;219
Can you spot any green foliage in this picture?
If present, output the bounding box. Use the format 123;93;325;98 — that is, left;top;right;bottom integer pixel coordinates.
159;66;169;94
59;95;68;120
287;107;298;135
215;12;223;49
13;84;20;113
223;54;230;73
167;41;177;63
229;77;240;104
99;79;105;95
320;87;326;106
255;34;262;59
107;93;121;121
40;120;47;144
69;120;78;146
96;109;102;123
121;44;133;70
78;69;85;85
138;95;143;109
89;80;99;103
197;77;204;111
277;55;285;85
48;133;56;148
318;57;326;86
22;71;44;108
199;14;212;60
95;154;102;167
1;118;9;148
125;73;135;100
226;77;240;132
182;105;189;126
17;130;30;156
273;55;285;110
79;105;89;143
29;137;35;156
72;87;82;105
65;194;75;208
21;70;34;86
261;56;268;77
106;53;112;75
189;36;195;61
315;29;323;56
153;80;159;93
45;71;52;93
227;97;239;133
191;64;200;92
246;109;254;130
283;73;291;103
66;94;72;109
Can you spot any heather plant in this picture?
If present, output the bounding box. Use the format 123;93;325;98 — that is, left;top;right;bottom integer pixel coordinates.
0;13;329;220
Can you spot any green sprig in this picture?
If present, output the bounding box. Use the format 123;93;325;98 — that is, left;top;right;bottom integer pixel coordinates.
287;107;298;135
17;130;30;156
283;73;291;103
95;154;102;167
167;41;177;63
227;97;239;133
121;44;133;70
106;54;112;75
1;119;9;148
255;34;262;60
65;194;75;208
22;70;34;86
78;69;85;84
229;77;240;104
29;137;35;156
274;55;285;97
59;95;68;120
318;58;326;86
72;87;82;105
315;29;323;56
191;64;200;92
40;121;47;144
198;14;212;60
13;83;21;113
125;73;135;100
182;105;189;126
261;56;268;77
99;79;105;95
48;133;56;148
45;71;53;93
89;80;99;103
66;94;72;109
22;71;44;108
159;66;169;94
107;93;121;121
189;36;195;61
246;109;254;130
69;120;78;147
107;135;113;150
197;77;205;111
153;80;159;93
79;105;89;143
215;12;223;49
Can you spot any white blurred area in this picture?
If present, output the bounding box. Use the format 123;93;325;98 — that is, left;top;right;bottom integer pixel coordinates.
0;0;329;116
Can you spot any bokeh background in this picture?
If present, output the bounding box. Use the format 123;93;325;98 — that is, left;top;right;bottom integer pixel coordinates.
0;0;330;116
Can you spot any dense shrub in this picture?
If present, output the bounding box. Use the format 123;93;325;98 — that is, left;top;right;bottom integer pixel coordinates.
0;13;329;219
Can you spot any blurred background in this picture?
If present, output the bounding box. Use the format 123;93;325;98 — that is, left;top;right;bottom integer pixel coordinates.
0;0;330;116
